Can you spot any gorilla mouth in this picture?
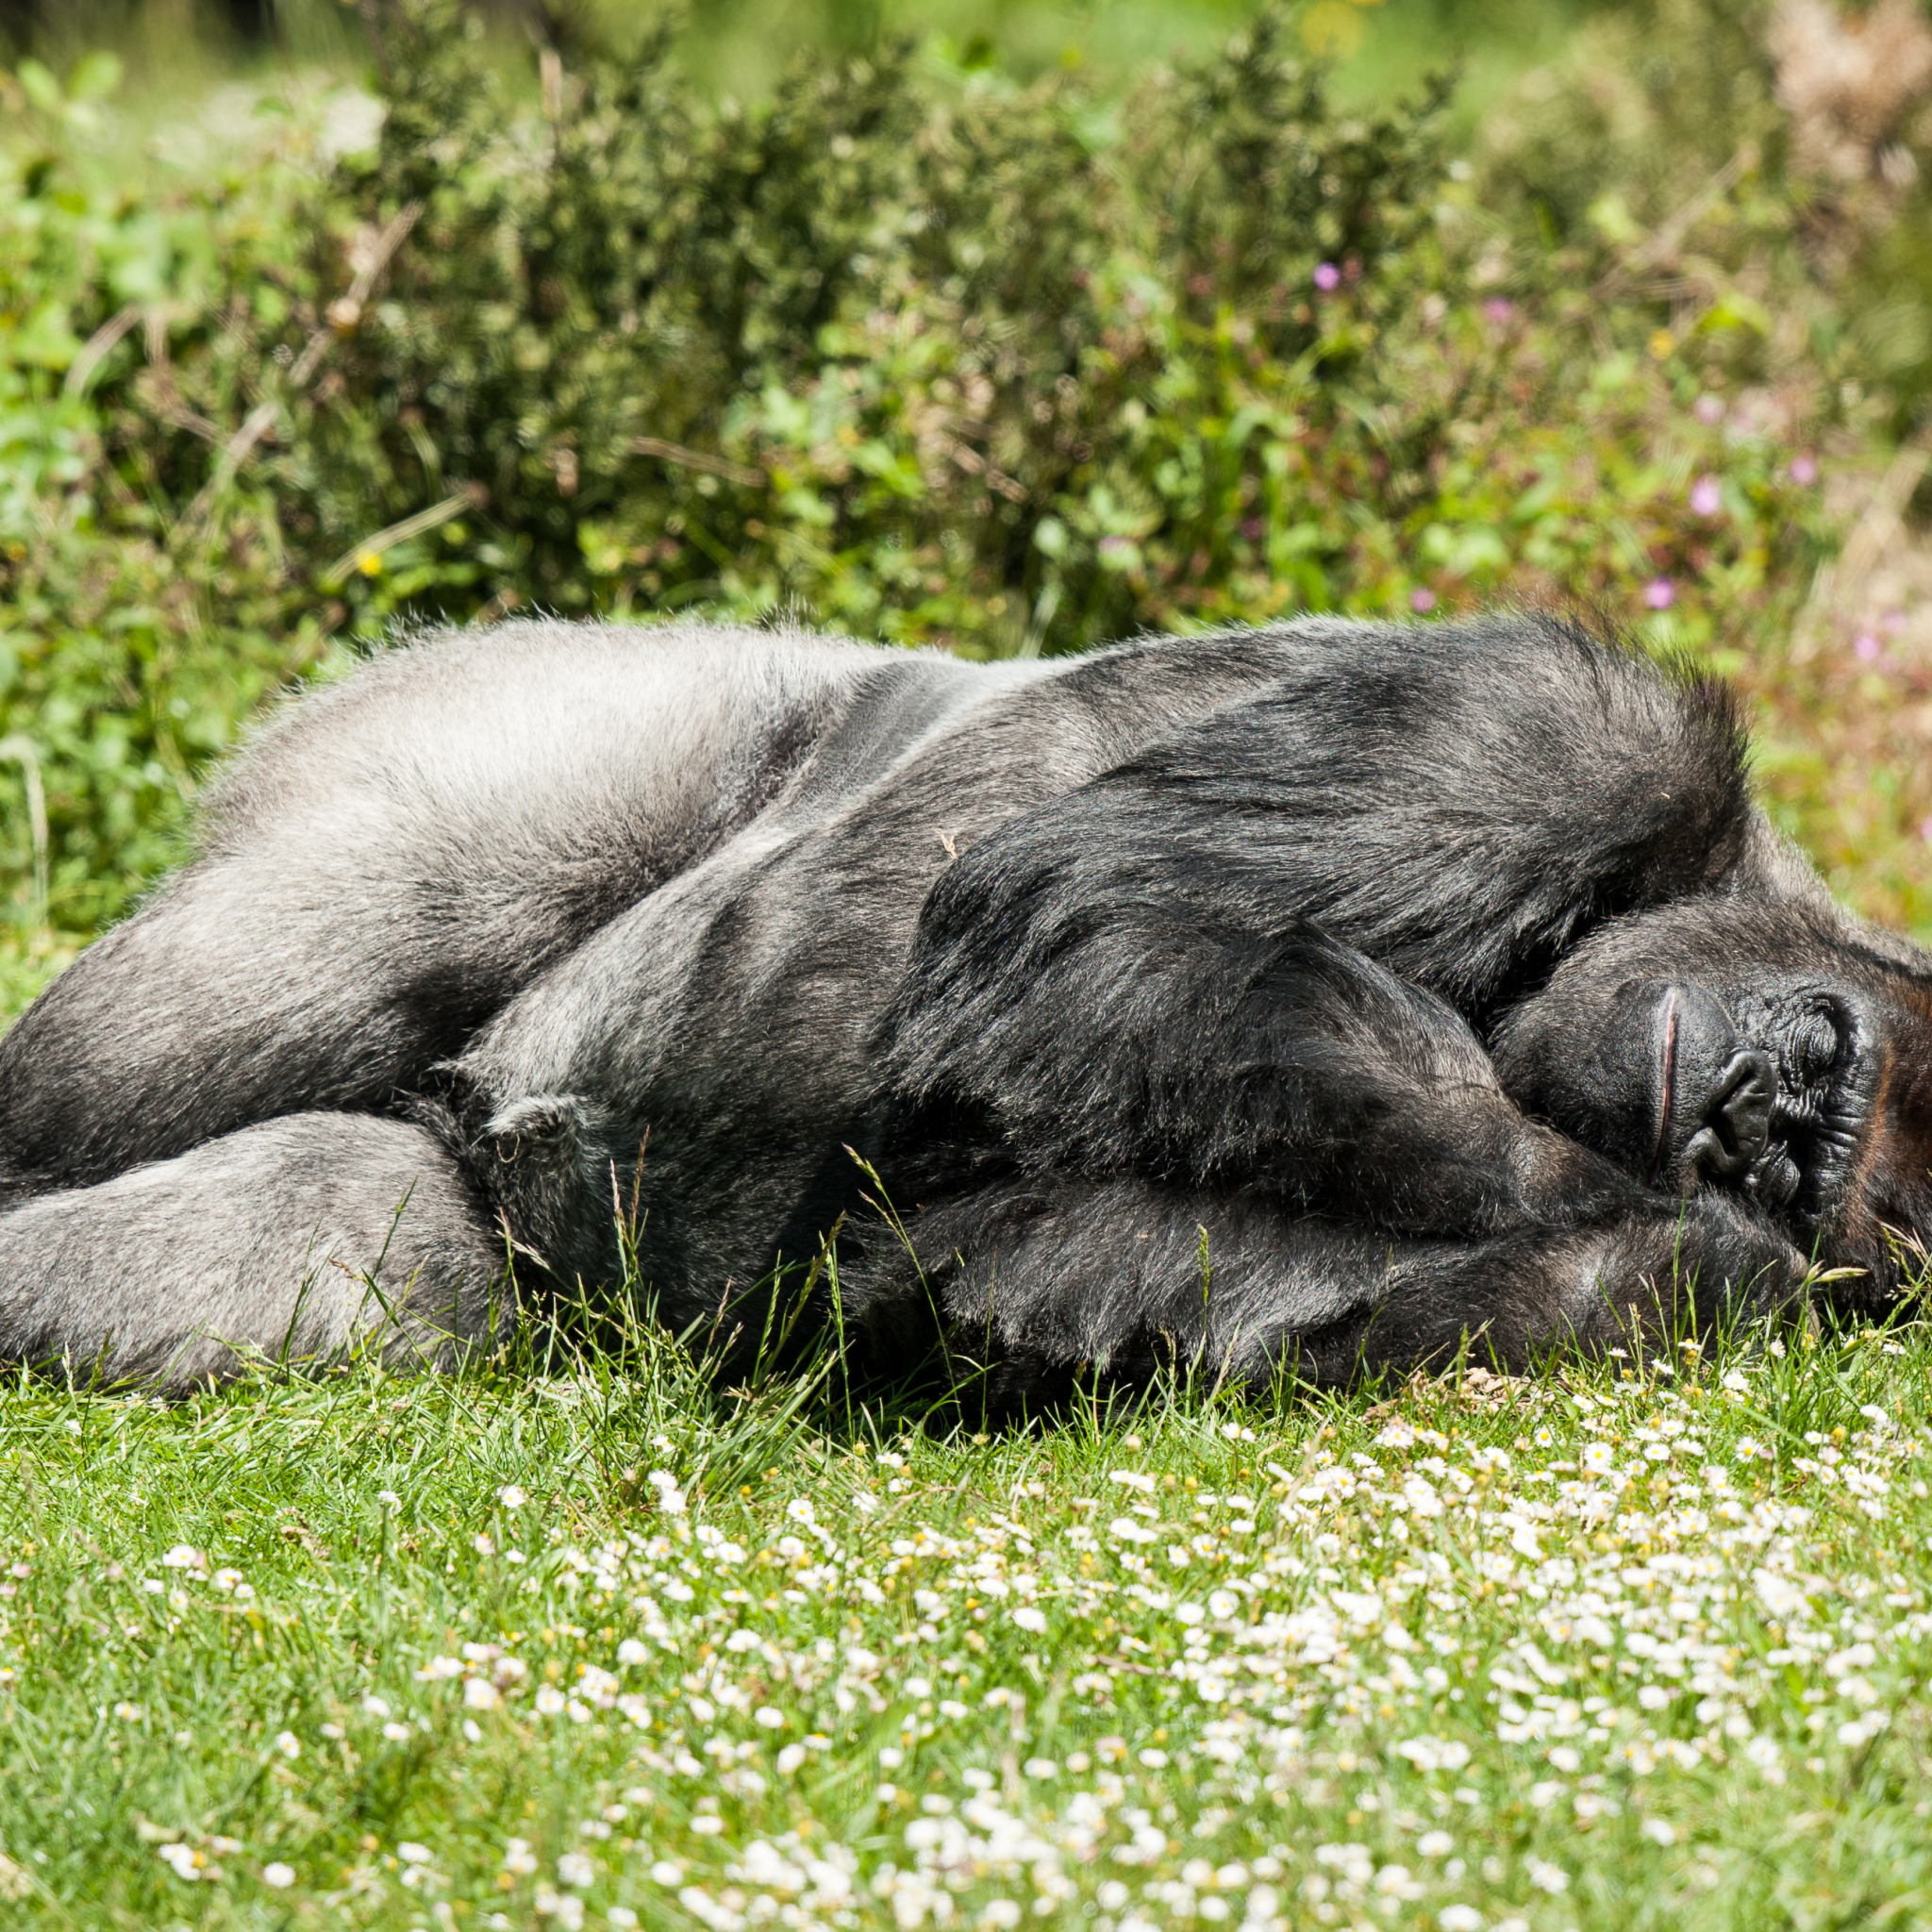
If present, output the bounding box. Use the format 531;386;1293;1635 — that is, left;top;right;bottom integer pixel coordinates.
1776;1102;1864;1227
1648;981;1874;1230
1647;985;1681;1190
1645;989;1692;1182
1757;1041;1877;1241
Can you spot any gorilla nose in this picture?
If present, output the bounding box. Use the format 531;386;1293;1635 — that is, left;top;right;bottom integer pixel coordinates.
1657;984;1774;1187
1683;1048;1775;1179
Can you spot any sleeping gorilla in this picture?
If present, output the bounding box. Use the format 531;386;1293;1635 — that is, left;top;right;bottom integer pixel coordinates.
0;610;1925;1399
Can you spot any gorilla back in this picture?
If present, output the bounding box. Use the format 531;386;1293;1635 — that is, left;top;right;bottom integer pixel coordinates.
1;612;1924;1396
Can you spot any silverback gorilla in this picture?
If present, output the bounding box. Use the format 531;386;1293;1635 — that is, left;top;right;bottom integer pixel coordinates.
0;611;1927;1399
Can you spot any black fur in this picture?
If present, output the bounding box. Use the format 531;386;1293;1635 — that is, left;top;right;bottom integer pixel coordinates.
0;610;1918;1396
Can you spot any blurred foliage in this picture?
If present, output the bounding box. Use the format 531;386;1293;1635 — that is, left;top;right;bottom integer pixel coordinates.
7;0;1928;1016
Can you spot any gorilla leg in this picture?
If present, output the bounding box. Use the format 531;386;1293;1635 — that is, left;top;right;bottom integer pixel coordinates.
843;1176;1804;1407
0;1114;508;1391
0;621;852;1202
0;869;465;1203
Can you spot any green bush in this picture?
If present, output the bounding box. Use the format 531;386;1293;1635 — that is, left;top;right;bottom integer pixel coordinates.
0;2;1856;1010
0;53;333;997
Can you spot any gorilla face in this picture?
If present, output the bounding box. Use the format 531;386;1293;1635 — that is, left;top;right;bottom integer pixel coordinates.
1492;898;1932;1307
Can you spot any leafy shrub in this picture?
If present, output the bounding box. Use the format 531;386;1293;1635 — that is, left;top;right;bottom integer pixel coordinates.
0;2;1867;1011
0;54;334;999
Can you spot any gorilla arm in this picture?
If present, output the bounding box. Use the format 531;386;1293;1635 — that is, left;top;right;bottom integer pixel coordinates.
840;1171;1803;1406
1067;614;1765;1019
868;817;1805;1394
878;821;1634;1238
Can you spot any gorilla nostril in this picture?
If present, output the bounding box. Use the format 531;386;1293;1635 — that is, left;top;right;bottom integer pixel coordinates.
1684;1048;1775;1181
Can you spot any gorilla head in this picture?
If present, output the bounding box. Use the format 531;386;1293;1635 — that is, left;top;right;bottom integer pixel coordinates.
1494;897;1932;1309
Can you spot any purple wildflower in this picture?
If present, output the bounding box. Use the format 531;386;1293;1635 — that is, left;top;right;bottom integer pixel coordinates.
1690;475;1723;517
1410;588;1437;613
1693;394;1725;425
1790;453;1819;486
1644;577;1676;611
1483;298;1515;325
1854;631;1882;663
1313;261;1341;292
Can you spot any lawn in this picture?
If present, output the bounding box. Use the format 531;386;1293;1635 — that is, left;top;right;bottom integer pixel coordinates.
2;1311;1930;1929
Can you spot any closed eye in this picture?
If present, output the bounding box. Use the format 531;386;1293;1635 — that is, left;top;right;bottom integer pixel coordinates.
1790;1008;1840;1087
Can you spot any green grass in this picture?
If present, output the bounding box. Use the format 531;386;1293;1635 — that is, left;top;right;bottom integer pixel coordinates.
5;1306;1932;1927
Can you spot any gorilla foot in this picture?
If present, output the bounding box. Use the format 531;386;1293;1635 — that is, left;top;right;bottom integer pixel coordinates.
0;1114;508;1393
